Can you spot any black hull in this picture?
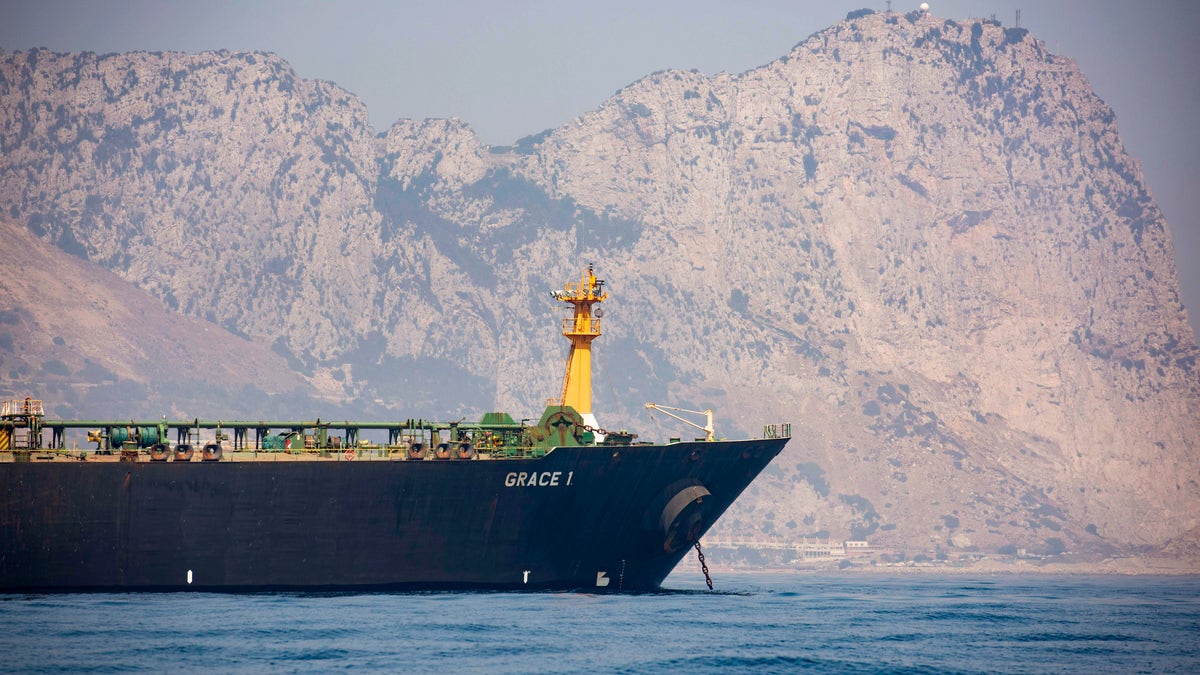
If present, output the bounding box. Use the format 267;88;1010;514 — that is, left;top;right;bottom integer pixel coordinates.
1;439;785;592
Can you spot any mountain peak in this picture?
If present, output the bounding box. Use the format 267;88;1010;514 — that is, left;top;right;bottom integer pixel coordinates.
2;20;1196;567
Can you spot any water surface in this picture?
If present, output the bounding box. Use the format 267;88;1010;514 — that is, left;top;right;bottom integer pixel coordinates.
2;572;1196;673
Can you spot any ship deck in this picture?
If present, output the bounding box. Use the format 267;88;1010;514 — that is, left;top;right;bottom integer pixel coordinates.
0;446;597;463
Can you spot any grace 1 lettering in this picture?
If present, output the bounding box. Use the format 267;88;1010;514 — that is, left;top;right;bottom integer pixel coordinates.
504;471;573;487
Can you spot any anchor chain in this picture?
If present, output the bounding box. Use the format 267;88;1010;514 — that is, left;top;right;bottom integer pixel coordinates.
580;423;611;436
694;540;713;590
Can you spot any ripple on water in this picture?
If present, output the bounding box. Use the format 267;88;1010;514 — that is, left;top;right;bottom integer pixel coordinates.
0;574;1196;674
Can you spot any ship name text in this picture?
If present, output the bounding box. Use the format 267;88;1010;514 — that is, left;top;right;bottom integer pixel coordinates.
504;470;574;487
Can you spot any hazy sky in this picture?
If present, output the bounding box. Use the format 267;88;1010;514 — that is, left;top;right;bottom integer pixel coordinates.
2;0;1198;334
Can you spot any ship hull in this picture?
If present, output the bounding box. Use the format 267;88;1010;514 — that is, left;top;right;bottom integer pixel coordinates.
0;438;785;592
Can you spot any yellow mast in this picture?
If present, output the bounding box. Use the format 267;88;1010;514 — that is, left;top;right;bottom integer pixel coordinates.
551;264;608;416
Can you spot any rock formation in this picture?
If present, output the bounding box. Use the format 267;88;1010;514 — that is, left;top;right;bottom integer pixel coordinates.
1;9;1197;563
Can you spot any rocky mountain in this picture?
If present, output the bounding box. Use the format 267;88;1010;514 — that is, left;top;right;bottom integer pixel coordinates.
1;9;1197;566
0;217;315;420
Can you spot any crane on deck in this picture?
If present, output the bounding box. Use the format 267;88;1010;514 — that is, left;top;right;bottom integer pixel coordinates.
644;403;715;442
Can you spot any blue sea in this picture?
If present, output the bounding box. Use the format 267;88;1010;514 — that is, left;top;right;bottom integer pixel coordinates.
2;572;1197;673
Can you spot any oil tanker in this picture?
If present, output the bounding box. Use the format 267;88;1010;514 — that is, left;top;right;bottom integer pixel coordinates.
0;266;789;591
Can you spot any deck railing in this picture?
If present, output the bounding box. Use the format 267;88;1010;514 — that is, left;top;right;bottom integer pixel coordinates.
1;399;44;418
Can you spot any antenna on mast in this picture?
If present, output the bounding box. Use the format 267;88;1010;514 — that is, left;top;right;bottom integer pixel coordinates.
551;265;608;433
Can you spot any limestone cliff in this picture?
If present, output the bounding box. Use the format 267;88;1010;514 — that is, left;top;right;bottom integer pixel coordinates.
1;10;1196;563
0;217;314;419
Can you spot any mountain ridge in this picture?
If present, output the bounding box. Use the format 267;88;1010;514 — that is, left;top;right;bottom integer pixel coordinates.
1;9;1197;565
